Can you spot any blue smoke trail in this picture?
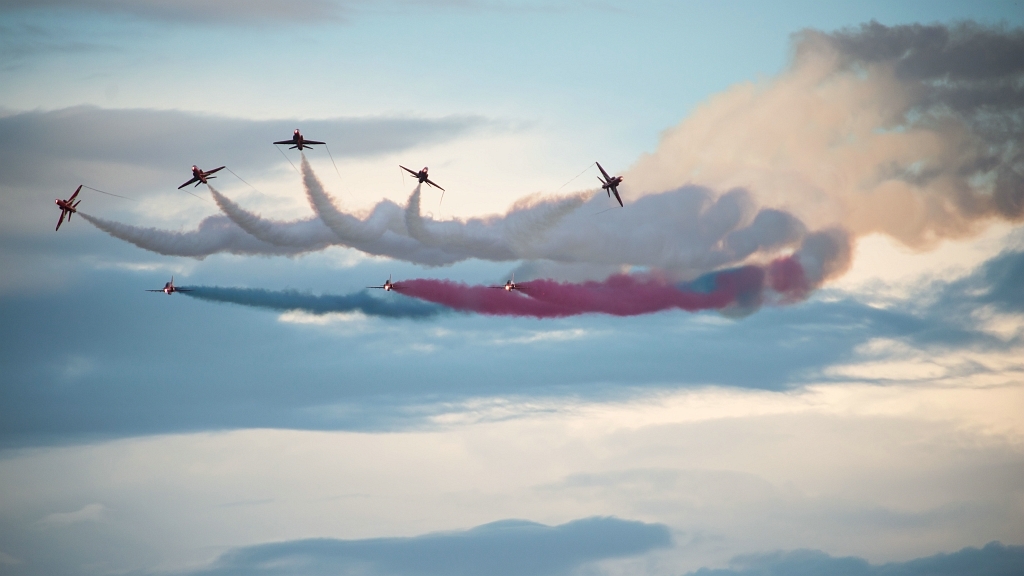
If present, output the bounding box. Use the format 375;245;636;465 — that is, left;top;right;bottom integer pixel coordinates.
182;287;448;319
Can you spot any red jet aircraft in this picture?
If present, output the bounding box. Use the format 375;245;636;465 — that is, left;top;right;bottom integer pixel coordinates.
178;165;225;189
596;162;624;207
146;276;192;295
400;165;445;192
54;185;82;231
368;275;398;292
274;129;325;150
490;273;520;291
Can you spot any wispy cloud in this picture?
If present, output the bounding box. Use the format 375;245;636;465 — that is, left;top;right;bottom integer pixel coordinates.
37;503;105;527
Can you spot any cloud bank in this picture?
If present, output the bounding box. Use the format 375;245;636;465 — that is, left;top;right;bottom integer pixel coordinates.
187;517;671;576
686;541;1024;576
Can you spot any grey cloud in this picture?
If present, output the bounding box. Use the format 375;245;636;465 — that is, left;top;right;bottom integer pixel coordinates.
0;106;486;189
185;517;670;576
687;541;1024;576
809;22;1024;221
819;21;1024;82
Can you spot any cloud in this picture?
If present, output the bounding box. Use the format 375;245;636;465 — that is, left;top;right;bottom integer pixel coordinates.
37;504;105;527
2;245;1022;445
0;106;485;188
186;517;670;576
629;21;1024;249
685;541;1024;576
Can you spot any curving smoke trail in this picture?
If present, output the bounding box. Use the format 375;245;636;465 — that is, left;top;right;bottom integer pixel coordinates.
181;286;447;319
301;154;395;243
209;185;338;250
404;183;589;261
78;212;309;258
299;155;464;266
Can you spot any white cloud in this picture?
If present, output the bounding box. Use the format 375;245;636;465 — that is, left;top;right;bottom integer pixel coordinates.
2;378;1021;574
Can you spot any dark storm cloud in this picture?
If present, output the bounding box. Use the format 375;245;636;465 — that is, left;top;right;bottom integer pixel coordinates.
183;517;670;576
0;106;486;188
686;541;1024;576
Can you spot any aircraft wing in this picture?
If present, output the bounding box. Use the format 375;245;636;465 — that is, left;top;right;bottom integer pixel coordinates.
425;178;445;192
610;186;623;207
304;140;325;145
596;162;611;181
145;289;164;292
69;184;82;202
273;140;293;145
205;166;226;175
399;165;419;177
178;177;199;189
56;212;65;231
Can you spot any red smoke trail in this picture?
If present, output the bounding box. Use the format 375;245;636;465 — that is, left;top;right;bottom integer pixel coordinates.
396;255;809;318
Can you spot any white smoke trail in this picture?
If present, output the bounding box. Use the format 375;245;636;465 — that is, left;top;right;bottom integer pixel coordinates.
209;185;338;250
403;184;589;261
404;182;808;279
299;155;463;266
79;212;307;258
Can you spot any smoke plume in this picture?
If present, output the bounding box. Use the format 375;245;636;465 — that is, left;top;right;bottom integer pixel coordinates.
182;286;447;319
396;253;813;318
79;212;309;258
628;21;1024;248
299;155;464;266
209;185;338;250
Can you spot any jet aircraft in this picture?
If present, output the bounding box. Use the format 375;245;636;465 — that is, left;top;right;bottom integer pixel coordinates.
54;185;82;231
490;273;520;291
274;129;325;150
178;165;225;189
146;276;192;295
596;162;624;207
399;165;445;192
368;275;398;292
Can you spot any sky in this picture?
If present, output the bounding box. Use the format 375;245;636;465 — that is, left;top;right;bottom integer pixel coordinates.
1;1;1024;575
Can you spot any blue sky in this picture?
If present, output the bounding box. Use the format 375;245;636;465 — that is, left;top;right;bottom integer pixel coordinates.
1;1;1024;575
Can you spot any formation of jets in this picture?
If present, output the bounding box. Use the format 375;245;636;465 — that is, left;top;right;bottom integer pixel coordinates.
146;277;192;295
53;128;627;298
54;185;82;231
